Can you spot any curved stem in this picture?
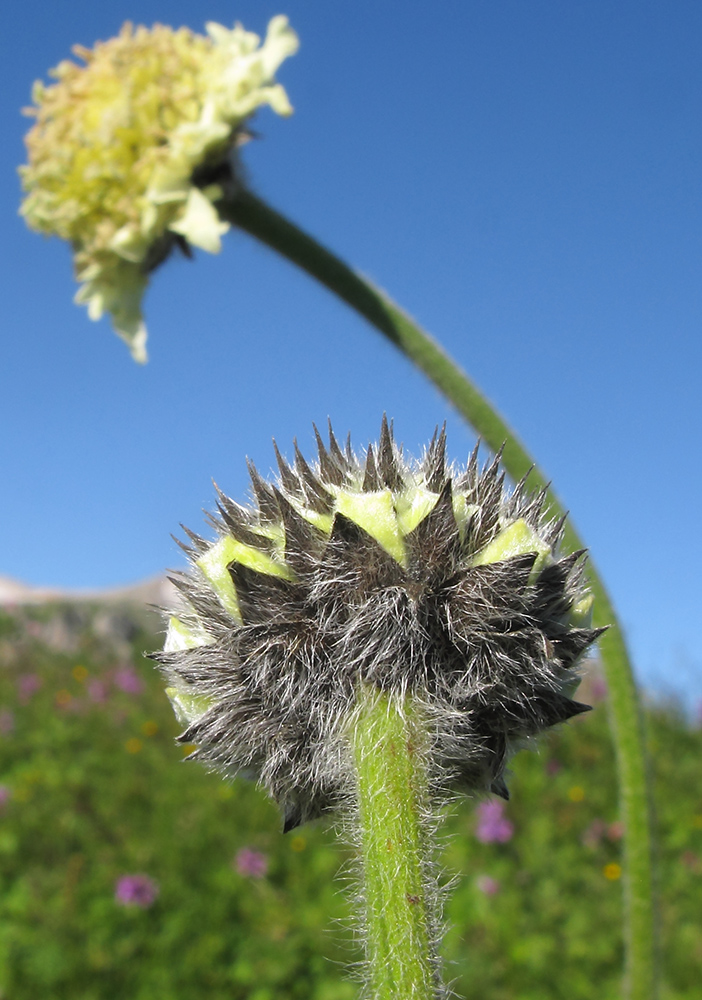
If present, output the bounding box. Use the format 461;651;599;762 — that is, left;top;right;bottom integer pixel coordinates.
219;189;658;1000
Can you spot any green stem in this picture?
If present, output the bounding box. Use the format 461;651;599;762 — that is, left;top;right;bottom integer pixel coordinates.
219;189;658;1000
350;687;438;1000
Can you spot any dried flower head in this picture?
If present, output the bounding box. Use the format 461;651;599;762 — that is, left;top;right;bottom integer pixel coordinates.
156;419;601;831
20;16;298;361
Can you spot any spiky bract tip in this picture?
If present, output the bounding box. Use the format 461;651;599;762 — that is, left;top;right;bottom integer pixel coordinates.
156;418;602;830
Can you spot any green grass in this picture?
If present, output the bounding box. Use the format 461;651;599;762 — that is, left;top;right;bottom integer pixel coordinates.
0;602;698;999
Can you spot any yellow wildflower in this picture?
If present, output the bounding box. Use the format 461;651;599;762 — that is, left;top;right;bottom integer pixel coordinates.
20;16;298;361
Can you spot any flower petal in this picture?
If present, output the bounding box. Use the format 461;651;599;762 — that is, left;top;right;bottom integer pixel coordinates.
168;187;229;254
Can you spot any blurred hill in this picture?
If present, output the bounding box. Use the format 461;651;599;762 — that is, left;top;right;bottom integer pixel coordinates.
0;574;176;608
0;574;179;659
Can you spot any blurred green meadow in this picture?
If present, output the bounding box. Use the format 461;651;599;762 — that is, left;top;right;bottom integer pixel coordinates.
0;598;699;1000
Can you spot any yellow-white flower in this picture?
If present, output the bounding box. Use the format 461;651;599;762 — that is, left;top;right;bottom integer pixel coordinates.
20;16;298;361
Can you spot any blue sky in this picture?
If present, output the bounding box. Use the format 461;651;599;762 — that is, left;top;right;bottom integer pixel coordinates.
2;1;701;699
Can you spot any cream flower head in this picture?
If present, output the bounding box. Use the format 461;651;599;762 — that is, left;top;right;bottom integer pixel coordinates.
20;16;298;361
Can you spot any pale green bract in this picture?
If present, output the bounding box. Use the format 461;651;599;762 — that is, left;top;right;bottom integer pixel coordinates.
164;478;575;728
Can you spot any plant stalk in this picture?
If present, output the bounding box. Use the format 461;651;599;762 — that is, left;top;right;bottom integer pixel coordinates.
219;189;658;1000
350;687;438;1000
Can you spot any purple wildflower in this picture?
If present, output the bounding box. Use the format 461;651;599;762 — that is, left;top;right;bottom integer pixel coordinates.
589;676;608;703
475;800;514;844
114;874;159;908
475;874;501;896
87;679;108;704
582;818;606;849
113;666;143;695
0;786;11;810
0;710;14;735
234;847;268;879
546;758;562;776
17;674;42;703
607;821;624;842
682;851;701;873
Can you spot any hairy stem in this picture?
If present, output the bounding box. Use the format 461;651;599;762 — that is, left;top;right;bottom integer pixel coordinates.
219;189;658;1000
350;688;438;1000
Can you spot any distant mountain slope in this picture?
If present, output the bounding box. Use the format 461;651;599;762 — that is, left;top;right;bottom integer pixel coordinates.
0;575;177;608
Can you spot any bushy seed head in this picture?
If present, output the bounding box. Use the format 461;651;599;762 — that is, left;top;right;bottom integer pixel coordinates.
156;419;602;830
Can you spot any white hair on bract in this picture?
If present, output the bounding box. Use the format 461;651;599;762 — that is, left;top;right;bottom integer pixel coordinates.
155;417;602;832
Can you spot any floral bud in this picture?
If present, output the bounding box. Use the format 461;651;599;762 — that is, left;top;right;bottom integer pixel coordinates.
155;418;602;830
